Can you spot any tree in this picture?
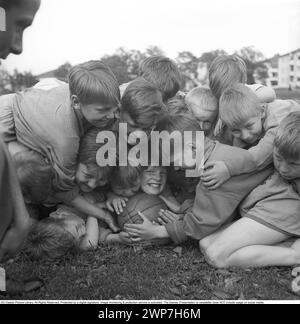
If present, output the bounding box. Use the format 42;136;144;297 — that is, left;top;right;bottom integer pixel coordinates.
54;62;72;82
199;49;228;68
0;69;38;94
0;69;12;94
175;51;200;90
144;45;165;57
101;54;131;85
234;46;267;84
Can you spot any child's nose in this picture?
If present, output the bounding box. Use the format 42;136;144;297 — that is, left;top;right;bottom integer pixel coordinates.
87;179;97;189
241;130;251;141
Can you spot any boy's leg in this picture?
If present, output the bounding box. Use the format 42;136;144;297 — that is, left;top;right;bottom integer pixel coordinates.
199;222;233;253
204;217;297;268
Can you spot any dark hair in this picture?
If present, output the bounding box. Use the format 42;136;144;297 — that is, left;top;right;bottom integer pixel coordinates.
121;78;165;131
155;113;201;134
68;60;120;106
139;56;182;101
78;127;112;181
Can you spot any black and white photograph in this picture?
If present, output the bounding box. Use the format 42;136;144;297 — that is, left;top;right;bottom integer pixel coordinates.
0;0;300;304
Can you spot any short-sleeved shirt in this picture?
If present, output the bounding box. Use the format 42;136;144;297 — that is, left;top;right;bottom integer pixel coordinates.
164;140;274;244
0;85;85;201
240;172;300;237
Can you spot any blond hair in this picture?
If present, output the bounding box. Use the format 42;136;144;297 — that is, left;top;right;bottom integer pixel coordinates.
219;84;260;129
209;55;247;99
26;218;77;260
185;86;218;115
274;111;300;160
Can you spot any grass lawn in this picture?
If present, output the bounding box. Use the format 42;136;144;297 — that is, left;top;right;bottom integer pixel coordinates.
275;88;300;101
2;86;300;302
2;241;299;301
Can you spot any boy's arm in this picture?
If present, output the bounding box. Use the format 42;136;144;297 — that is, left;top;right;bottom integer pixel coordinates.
247;84;276;103
0;138;31;261
159;195;181;213
222;128;276;177
0;94;17;143
69;194;119;232
79;216;99;250
255;85;276;103
125;165;273;245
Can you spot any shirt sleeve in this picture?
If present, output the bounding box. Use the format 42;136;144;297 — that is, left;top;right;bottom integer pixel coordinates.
0;94;17;143
165;161;274;245
53;186;80;204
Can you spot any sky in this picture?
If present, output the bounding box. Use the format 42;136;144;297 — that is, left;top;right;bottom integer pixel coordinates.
2;0;300;75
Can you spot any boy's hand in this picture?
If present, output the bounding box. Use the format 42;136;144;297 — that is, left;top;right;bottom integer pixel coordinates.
106;232;134;245
201;161;231;190
124;212;159;241
106;197;128;215
102;210;120;233
157;210;182;225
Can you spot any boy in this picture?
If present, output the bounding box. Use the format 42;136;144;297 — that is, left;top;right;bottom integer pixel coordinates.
119;78;165;145
124;113;273;245
202;84;300;189
106;165;142;215
0;0;40;263
120;55;182;102
199;112;300;268
209;54;276;142
208;54;276;102
185;86;218;137
10;128;117;230
0;62;120;231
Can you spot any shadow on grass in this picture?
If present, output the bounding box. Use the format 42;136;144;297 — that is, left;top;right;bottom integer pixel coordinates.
2;241;299;301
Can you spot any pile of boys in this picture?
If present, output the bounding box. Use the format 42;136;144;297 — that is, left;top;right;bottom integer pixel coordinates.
1;54;300;270
1;1;300;273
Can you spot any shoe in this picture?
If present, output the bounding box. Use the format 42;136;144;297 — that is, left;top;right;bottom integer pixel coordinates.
0;277;44;297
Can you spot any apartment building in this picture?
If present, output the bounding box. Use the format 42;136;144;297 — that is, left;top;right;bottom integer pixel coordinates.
262;48;300;89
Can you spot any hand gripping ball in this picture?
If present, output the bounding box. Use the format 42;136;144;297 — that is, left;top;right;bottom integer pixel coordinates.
117;193;168;229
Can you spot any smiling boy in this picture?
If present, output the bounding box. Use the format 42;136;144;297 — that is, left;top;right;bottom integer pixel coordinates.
201;84;300;189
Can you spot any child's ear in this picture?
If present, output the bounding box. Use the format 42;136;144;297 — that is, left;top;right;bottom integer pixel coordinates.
71;95;81;110
260;104;266;119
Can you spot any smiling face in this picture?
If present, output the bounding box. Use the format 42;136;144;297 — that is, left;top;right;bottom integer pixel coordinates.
230;115;264;145
0;0;40;59
140;166;167;195
80;102;119;129
273;148;300;181
75;163;107;193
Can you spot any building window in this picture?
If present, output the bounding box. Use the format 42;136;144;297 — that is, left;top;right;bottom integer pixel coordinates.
290;65;294;71
290;76;294;82
298;77;300;82
271;81;278;86
272;72;278;77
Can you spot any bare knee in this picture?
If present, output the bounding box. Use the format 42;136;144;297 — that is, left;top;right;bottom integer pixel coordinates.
199;237;211;254
204;244;229;269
